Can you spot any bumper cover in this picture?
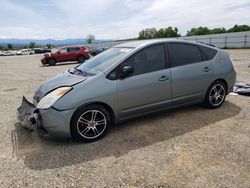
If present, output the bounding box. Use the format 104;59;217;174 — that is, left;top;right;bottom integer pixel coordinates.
17;96;75;138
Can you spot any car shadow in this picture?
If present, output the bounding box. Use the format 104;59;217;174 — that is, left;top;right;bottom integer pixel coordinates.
11;101;241;170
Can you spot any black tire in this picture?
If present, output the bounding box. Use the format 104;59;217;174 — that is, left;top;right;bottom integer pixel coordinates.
77;56;85;63
204;80;227;109
70;104;111;142
48;58;56;66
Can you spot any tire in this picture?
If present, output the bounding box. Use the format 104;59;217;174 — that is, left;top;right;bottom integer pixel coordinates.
48;58;56;66
204;80;227;109
77;56;85;63
70;104;111;142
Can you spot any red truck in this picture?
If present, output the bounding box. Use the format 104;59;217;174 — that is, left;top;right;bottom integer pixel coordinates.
41;45;91;66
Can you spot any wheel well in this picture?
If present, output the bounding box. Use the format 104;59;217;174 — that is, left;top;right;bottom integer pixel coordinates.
214;78;228;91
48;57;56;62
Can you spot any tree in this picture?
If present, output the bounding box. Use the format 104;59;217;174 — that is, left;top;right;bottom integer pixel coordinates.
29;42;36;49
211;27;227;34
7;44;13;50
86;34;95;44
186;27;211;36
227;24;250;33
138;28;157;39
0;45;4;51
156;27;180;38
46;44;55;49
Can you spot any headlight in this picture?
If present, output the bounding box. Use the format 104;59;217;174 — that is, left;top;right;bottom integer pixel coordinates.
37;87;72;109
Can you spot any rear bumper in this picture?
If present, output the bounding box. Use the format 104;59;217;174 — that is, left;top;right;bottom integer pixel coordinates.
17;96;75;139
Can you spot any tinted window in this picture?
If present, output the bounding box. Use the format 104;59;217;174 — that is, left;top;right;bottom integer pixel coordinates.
68;47;80;52
200;46;217;60
123;44;165;76
169;43;202;67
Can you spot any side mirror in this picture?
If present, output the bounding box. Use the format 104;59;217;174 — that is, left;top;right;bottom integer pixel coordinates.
119;66;134;79
57;51;61;54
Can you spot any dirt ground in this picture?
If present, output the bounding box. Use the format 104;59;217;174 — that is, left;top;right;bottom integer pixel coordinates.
0;49;249;188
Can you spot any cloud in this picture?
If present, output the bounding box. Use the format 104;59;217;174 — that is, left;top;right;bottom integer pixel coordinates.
0;0;249;39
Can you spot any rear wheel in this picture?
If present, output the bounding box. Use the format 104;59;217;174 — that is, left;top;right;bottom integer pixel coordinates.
77;56;85;63
48;58;56;66
204;80;227;109
71;105;111;142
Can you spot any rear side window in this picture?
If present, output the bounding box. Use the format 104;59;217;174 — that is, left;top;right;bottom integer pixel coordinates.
168;43;203;67
200;46;217;60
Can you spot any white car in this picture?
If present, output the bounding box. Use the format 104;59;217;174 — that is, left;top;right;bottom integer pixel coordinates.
16;49;34;55
0;51;4;56
3;51;15;56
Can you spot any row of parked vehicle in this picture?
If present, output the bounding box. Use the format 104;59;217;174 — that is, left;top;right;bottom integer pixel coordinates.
0;48;52;56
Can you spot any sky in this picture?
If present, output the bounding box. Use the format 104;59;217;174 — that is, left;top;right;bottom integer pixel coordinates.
0;0;250;40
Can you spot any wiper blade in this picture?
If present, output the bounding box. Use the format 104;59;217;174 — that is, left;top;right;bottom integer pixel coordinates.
74;67;87;76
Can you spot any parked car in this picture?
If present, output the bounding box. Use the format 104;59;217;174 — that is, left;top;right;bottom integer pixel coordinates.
16;49;34;55
17;39;236;142
34;48;51;54
3;51;15;56
91;47;109;56
0;51;4;56
41;45;91;66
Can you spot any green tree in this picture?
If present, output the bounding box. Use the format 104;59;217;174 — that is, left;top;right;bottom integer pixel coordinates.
227;24;250;33
46;44;55;49
156;27;180;38
210;27;227;34
86;34;95;44
138;28;157;39
29;42;36;48
7;44;13;50
0;45;4;51
186;27;211;36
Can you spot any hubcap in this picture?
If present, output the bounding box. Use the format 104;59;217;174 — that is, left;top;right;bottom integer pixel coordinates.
209;84;225;106
77;110;107;139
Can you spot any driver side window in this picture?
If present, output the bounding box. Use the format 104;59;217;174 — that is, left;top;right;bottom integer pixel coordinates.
123;44;166;76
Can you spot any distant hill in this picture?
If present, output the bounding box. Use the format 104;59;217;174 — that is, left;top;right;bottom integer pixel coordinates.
0;38;113;47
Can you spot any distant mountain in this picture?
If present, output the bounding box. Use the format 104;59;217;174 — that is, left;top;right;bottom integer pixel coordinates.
0;38;113;47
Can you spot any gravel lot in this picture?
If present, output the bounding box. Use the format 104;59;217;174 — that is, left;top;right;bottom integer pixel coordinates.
0;50;250;187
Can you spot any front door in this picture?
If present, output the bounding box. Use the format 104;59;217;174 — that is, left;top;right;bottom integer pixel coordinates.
117;44;172;118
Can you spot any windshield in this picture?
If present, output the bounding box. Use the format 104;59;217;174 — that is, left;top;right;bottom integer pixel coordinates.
77;47;133;74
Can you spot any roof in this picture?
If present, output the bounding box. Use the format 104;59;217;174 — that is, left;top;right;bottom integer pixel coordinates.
114;38;213;49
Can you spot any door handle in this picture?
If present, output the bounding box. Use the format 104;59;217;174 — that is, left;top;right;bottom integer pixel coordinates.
203;67;211;72
159;75;169;81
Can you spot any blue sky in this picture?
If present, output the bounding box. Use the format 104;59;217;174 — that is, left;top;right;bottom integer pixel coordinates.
0;0;250;39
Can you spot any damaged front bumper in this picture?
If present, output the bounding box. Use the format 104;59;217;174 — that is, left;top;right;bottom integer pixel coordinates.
17;96;48;136
17;96;75;138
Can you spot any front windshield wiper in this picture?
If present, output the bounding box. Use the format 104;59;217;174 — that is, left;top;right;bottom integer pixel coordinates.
74;67;88;76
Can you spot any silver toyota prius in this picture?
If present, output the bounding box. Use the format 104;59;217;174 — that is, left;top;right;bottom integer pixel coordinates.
17;39;236;142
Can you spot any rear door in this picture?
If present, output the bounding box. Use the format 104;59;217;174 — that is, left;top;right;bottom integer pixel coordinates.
117;44;172;118
168;42;214;104
67;47;80;60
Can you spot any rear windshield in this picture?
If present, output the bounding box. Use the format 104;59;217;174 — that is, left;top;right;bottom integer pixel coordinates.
77;47;133;74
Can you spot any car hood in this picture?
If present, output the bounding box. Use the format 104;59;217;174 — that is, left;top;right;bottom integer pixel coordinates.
33;71;88;104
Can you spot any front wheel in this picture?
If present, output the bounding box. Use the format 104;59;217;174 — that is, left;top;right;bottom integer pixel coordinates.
77;56;85;63
204;80;227;109
70;105;111;142
48;58;56;66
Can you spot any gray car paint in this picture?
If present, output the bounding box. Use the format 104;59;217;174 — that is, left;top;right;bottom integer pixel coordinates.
31;39;236;138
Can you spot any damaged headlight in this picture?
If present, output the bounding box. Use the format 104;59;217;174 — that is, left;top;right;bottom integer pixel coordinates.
37;87;72;109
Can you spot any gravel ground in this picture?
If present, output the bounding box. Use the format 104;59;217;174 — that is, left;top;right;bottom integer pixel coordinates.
0;50;250;188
